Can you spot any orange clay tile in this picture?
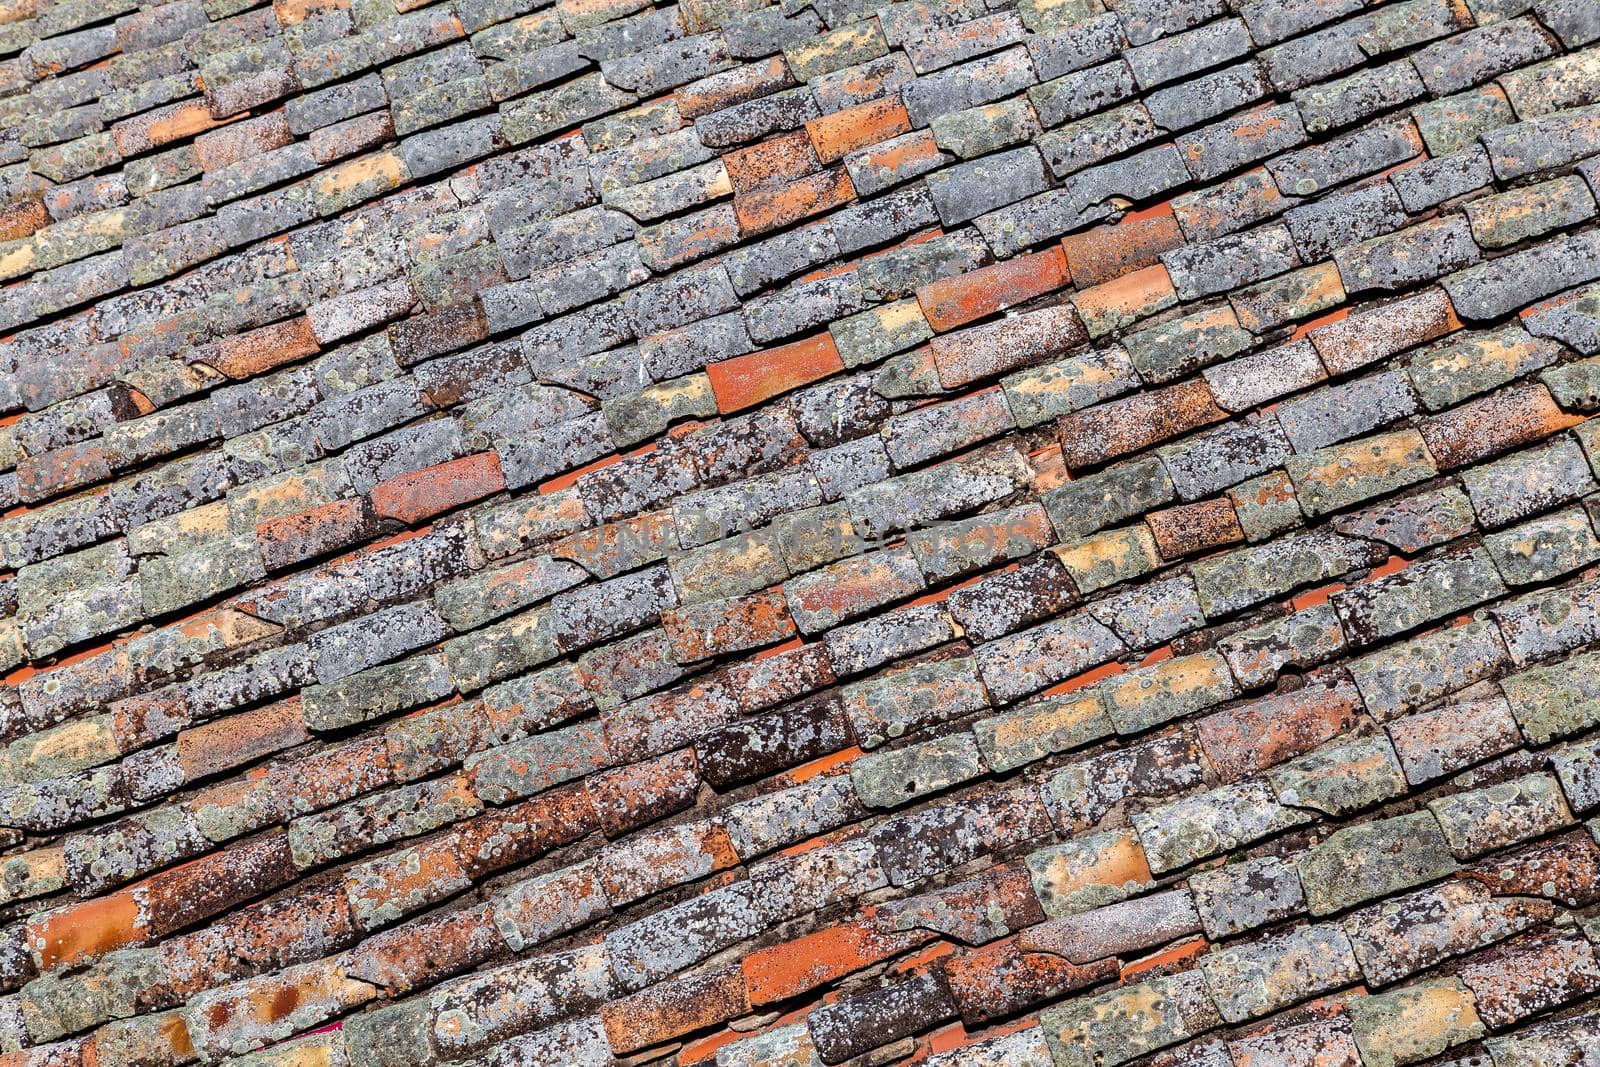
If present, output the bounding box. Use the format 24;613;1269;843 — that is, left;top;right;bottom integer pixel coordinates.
192;316;320;378
1070;262;1178;330
256;497;379;571
676;56;791;119
370;452;507;525
722;130;821;194
848;128;946;183
143;833;299;936
915;246;1071;332
27;888;150;970
706;333;845;412
743;918;931;1005
1418;382;1584;470
1145;498;1245;559
734;167;856;237
273;0;350;24
177;696;310;780
1060;204;1185;289
112;100;227;156
806;97;913;164
0;197;46;242
194;115;294;172
1030;443;1069;491
601;967;749;1054
1196;679;1366;782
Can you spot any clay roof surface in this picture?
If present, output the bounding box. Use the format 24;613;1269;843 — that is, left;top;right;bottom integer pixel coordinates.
3;0;1600;1063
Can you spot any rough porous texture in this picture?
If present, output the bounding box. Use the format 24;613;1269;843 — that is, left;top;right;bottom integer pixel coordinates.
4;0;1600;1064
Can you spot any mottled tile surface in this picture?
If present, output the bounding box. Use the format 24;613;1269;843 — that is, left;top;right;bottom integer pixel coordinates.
2;0;1600;1064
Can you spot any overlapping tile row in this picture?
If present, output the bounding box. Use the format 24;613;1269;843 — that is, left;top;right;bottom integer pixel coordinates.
4;0;1600;1063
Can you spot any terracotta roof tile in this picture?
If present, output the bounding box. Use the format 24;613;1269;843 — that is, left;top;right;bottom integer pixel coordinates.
6;2;1600;1063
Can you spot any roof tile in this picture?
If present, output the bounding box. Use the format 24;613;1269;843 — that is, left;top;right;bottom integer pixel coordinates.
6;4;1600;1062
